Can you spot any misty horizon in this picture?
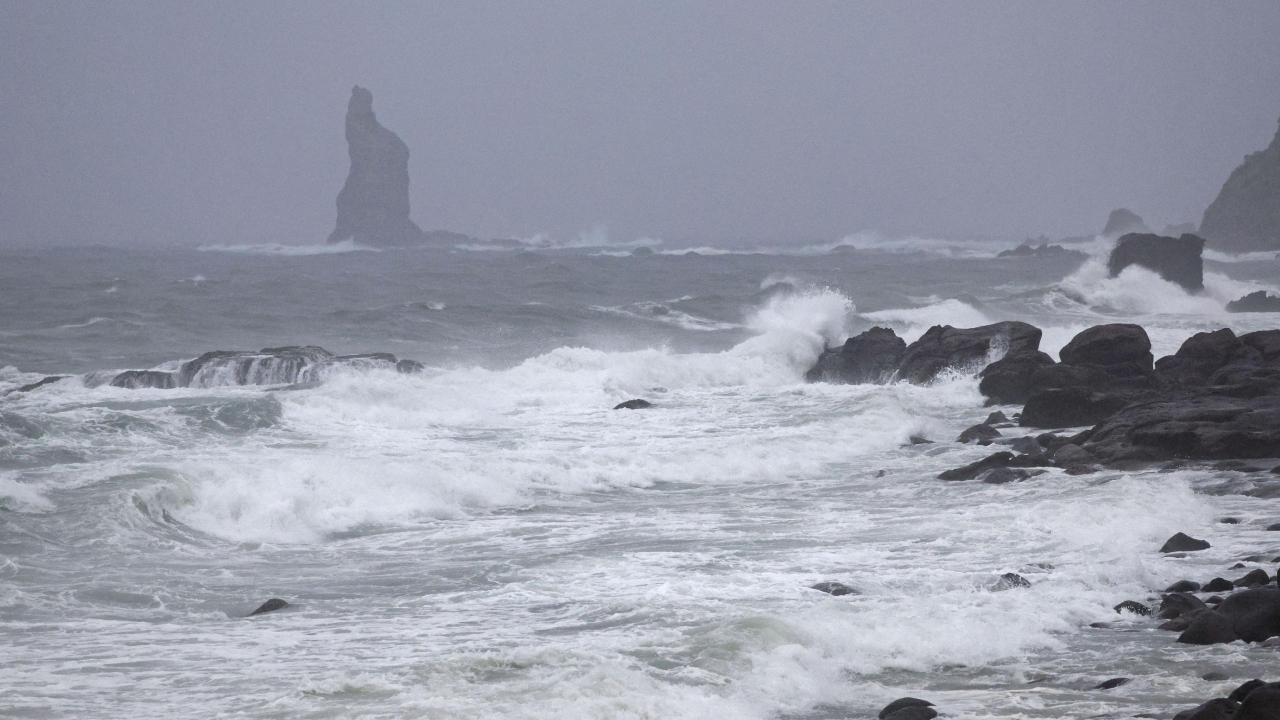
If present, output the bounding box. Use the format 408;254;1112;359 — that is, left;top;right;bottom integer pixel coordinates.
3;1;1280;248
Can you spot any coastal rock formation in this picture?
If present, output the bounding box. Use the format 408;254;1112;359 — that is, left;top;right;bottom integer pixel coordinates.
1102;208;1150;238
1227;290;1280;313
1107;233;1206;291
895;321;1041;384
996;242;1085;259
105;346;425;390
1200;117;1280;252
804;326;905;383
327;86;428;247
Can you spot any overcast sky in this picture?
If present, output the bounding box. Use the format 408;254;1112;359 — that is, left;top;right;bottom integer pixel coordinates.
3;1;1279;248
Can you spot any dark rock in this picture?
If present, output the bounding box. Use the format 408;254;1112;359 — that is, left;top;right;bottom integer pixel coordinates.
1004;436;1043;456
1114;600;1151;616
1204;578;1235;593
1229;680;1267;704
1228;291;1280;313
1237;683;1280;719
1082;393;1280;463
878;698;935;720
327;86;429;247
1107;233;1206;292
1050;443;1095;468
1235;569;1271;588
1094;677;1130;690
613;399;652;410
1268;523;1280;531
1059;323;1155;371
1173;698;1237;720
938;452;1014;481
1155;329;1252;385
991;572;1031;590
1199;115;1280;252
1162;533;1211;553
1178;609;1239;645
907;435;933;445
809;581;858;596
1160;617;1192;631
957;423;1001;444
882;708;937;720
1103;208;1150;238
997;242;1085;259
979;350;1055;404
249;598;289;616
1220;517;1241;524
897;321;1042;384
13;375;68;393
805;327;906;384
395;359;425;374
1159;592;1208;620
978;467;1033;484
1216;588;1280;642
1202;671;1230;681
1020;387;1131;429
109;370;177;389
985;411;1011;425
179;346;334;388
1166;580;1203;593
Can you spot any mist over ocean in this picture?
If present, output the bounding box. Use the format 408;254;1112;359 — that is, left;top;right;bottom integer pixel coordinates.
3;237;1280;718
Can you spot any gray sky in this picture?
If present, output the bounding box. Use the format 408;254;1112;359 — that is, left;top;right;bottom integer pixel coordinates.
3;1;1279;247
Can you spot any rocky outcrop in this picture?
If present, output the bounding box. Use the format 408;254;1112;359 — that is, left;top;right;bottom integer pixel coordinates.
804;327;906;383
327;86;428;247
895;321;1041;384
1228;290;1280;313
1107;232;1206;291
996;242;1085;259
1200;117;1280;252
1102;208;1150;238
105;346;425;390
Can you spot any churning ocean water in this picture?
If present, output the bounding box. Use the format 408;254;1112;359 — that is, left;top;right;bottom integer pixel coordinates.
2;238;1280;719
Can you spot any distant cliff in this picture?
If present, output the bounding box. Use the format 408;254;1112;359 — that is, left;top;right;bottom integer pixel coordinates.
327;86;428;246
1200;117;1280;252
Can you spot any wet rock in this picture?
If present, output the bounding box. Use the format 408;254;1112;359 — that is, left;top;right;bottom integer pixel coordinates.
979;350;1055;404
1155;329;1252;386
978;467;1034;484
991;572;1031;591
908;435;933;445
938;452;1014;481
1020;387;1131;429
878;698;936;720
809;581;858;596
109;370;177;389
957;423;1001;444
1107;232;1206;292
1060;323;1156;371
1159;592;1208;620
805;327;906;384
1237;682;1280;719
1094;677;1130;690
1204;578;1235;593
896;321;1042;384
1173;698;1236;720
1220;517;1241;524
1267;523;1280;531
249;598;289;616
395;359;425;374
1216;588;1280;642
1082;392;1280;463
1178;609;1239;645
1234;569;1271;588
1202;671;1230;681
1229;680;1267;704
613;399;652;410
13;375;68;393
985;411;1011;425
1051;443;1095;469
1162;533;1211;553
1228;291;1280;313
1114;600;1151;616
326;86;429;247
1166;580;1203;593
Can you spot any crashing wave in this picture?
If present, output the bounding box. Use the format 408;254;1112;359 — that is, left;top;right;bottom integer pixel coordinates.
98;346;425;390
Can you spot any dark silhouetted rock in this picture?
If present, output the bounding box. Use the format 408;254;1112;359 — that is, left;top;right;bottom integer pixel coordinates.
809;581;858;596
1162;533;1211;553
1230;680;1267;704
957;423;1001;444
805;327;906;384
1051;443;1095;469
938;452;1013;481
1166;580;1202;593
249;598;289;616
991;572;1031;590
1107;232;1206;291
327;86;428;247
1228;291;1280;313
1103;208;1150;238
985;411;1010;425
1060;324;1154;372
1094;677;1130;690
879;698;935;720
110;370;177;389
395;359;425;374
896;321;1042;384
997;242;1085;259
1159;592;1208;620
1200;116;1280;252
1114;600;1151;616
1235;569;1271;588
1204;578;1235;593
1178;609;1238;645
978;467;1033;484
1173;698;1237;720
613;399;652;410
1216;588;1280;642
1237;682;1280;719
882;708;937;720
13;375;68;393
1080;393;1280;463
979;350;1055;404
1020;387;1130;429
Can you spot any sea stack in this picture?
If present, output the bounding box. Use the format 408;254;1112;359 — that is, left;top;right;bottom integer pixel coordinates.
1107;232;1205;292
326;86;428;246
1199;116;1280;252
1101;208;1149;238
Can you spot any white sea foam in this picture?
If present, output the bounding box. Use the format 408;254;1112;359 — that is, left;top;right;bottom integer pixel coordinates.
196;239;378;256
861;298;992;343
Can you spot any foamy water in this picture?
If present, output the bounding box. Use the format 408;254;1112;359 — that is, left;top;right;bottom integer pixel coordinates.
2;243;1279;718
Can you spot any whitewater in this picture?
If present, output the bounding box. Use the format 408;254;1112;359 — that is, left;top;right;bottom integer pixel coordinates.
3;240;1280;719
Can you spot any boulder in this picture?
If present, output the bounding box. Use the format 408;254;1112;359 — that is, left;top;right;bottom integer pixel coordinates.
1204;578;1235;593
1159;592;1207;620
1199;116;1280;252
1059;324;1154;373
896;321;1042;384
12;375;68;393
1161;532;1211;553
1080;392;1280;463
1107;233;1206;292
326;86;429;247
1228;291;1280;313
978;350;1055;404
1094;677;1130;690
991;572;1031;590
937;451;1049;481
1173;698;1236;720
1114;600;1151;616
1156;329;1252;385
1235;569;1271;588
1237;682;1280;719
805;327;906;384
1178;609;1238;645
109;370;176;389
809;581;858;596
1019;387;1130;429
1216;588;1280;642
978;467;1033;484
957;423;1001;444
613;399;652;410
878;698;935;720
1102;208;1150;238
1166;580;1202;593
249;598;289;616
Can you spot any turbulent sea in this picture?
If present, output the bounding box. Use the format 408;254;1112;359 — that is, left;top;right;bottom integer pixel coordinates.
2;237;1280;719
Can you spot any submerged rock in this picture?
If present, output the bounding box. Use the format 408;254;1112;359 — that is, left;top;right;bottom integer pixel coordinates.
613;399;653;410
1094;677;1130;690
248;598;289;616
106;346;427;390
109;370;177;389
327;86;428;247
12;375;68;393
809;581;858;596
1161;532;1211;553
1107;232;1206;292
991;572;1031;591
878;698;936;720
1200;116;1280;252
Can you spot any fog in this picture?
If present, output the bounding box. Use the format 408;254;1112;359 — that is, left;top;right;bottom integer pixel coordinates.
3;1;1279;248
